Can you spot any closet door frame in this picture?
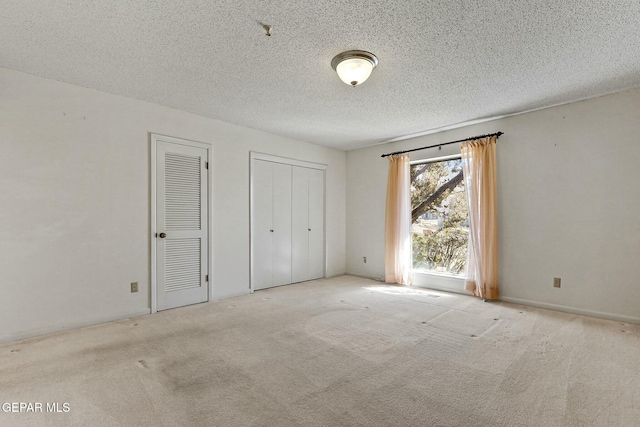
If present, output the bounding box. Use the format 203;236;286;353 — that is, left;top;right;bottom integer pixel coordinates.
151;133;213;314
249;152;327;293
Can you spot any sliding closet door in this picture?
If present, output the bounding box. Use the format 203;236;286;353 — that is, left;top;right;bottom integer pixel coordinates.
292;166;325;283
272;162;292;287
292;166;309;283
308;168;325;280
251;160;274;291
251;153;325;290
252;160;292;290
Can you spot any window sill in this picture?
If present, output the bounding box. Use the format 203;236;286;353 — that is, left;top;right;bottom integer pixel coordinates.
410;270;468;295
412;269;465;280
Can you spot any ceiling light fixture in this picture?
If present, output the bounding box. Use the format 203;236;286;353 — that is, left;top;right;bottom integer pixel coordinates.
331;50;378;87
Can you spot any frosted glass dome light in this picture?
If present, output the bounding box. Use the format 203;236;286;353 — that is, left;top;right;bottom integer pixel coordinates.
331;51;379;87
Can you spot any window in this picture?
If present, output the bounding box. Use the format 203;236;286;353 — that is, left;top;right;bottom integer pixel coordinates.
410;156;468;277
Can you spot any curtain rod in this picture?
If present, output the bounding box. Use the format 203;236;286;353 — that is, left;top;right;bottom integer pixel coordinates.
380;131;504;158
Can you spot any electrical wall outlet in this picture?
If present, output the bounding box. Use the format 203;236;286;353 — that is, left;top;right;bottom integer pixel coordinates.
363;256;367;263
553;277;561;288
131;282;138;293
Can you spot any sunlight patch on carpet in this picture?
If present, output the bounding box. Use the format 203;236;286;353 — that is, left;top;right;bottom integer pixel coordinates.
363;286;453;299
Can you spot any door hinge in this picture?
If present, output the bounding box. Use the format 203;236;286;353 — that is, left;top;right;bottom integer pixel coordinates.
205;274;209;282
205;161;209;169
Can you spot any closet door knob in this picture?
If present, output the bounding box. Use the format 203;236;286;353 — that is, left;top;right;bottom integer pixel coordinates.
270;229;274;232
159;232;166;238
308;228;311;231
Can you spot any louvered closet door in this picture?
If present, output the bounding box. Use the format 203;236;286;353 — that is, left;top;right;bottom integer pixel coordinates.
156;141;208;311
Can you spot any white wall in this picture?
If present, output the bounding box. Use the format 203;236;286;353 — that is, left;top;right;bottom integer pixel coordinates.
347;88;640;322
0;68;346;342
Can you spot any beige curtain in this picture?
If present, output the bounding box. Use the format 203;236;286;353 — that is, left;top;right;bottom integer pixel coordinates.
384;154;411;285
461;136;498;300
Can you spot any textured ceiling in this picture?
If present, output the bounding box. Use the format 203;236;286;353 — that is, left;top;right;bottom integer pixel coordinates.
1;1;640;150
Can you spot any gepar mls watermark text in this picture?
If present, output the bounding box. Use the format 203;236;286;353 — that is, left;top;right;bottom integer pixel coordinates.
2;402;70;413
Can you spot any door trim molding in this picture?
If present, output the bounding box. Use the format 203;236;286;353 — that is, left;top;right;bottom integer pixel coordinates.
150;133;213;313
249;152;327;293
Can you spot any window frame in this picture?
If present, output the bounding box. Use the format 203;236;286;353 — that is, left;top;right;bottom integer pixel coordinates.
409;154;467;293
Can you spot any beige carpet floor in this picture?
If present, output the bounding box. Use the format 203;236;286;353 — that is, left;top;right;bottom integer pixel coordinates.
1;275;639;426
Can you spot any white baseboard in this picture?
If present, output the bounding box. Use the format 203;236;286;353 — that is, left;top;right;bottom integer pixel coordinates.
344;272;385;282
499;296;640;324
325;273;349;279
0;309;152;345
349;272;640;324
212;289;251;300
